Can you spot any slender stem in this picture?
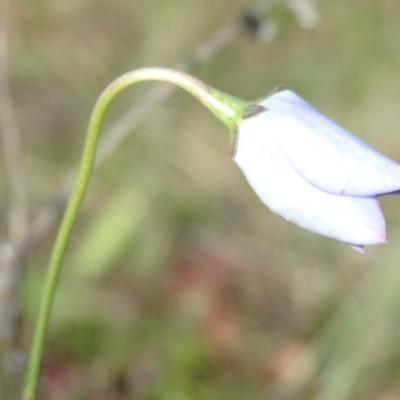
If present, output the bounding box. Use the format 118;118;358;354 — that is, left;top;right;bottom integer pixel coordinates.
0;368;4;400
22;68;248;400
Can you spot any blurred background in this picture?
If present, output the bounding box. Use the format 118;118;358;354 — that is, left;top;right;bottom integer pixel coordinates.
1;0;400;399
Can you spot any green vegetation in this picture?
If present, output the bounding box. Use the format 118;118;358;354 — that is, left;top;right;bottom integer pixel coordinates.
1;0;400;399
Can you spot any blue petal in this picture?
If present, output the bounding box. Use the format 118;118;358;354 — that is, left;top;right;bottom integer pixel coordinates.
233;115;387;245
262;91;400;197
349;244;366;254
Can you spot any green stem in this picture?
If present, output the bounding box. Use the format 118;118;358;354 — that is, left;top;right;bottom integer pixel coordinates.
0;368;4;400
22;68;248;400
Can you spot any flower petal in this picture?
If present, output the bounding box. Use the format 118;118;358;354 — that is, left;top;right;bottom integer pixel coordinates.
349;244;366;254
261;90;400;197
234;115;387;245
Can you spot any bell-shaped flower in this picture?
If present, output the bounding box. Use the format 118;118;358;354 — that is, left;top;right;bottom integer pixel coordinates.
232;90;400;252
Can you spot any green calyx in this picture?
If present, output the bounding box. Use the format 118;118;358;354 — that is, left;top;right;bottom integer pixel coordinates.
200;87;250;139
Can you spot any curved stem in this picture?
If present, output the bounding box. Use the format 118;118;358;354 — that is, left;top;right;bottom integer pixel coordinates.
22;68;248;400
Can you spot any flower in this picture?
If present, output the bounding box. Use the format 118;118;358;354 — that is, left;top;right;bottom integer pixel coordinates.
232;90;400;252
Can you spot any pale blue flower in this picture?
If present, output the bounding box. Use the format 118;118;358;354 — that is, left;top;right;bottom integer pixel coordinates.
232;90;400;252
